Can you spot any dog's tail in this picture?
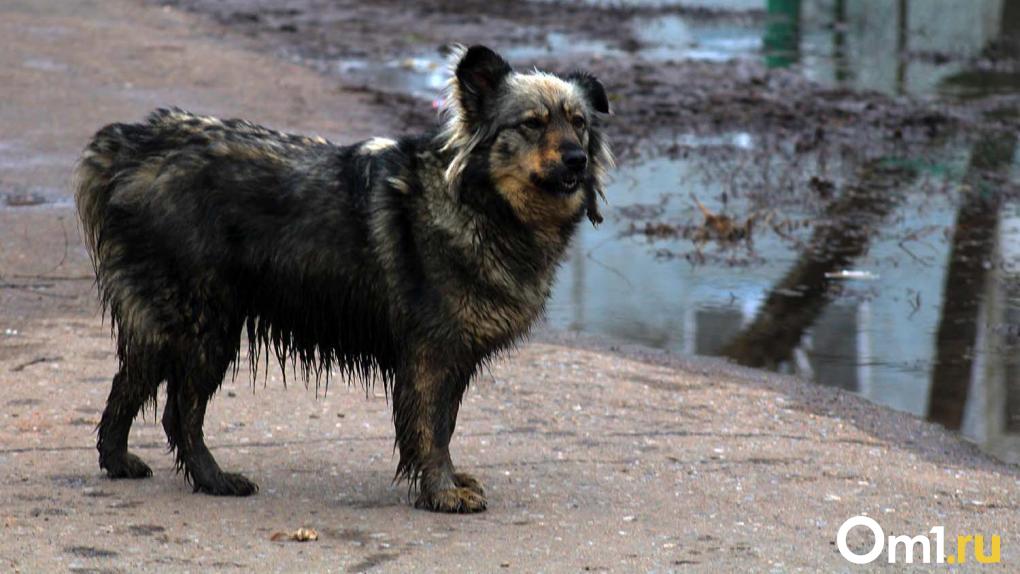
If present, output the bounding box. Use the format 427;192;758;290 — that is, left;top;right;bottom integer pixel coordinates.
74;124;126;264
73;116;166;268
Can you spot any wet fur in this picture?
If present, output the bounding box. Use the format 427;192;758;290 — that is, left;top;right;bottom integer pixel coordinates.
75;45;612;512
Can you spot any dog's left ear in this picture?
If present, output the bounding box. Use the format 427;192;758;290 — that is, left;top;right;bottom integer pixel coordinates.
568;71;610;114
456;46;513;121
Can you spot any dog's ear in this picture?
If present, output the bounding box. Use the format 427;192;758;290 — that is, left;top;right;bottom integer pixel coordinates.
585;187;604;226
568;71;610;114
456;45;512;120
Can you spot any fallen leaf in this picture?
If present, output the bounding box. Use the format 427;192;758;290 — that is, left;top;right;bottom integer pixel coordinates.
270;527;319;542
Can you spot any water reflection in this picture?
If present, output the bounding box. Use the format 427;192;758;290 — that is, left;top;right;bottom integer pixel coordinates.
929;133;1016;430
720;161;914;371
579;0;1020;98
797;0;1016;97
977;251;1020;462
548;135;1020;463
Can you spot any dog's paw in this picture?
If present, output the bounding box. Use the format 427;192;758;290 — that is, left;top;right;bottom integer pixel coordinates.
102;452;153;479
415;486;487;513
194;472;259;497
453;472;485;497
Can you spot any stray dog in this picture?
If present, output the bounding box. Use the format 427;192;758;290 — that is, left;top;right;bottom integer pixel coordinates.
74;45;612;512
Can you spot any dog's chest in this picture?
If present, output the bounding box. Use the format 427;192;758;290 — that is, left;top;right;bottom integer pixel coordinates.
450;277;551;347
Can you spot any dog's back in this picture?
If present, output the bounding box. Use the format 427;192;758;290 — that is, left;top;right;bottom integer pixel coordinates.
76;108;331;256
77;106;397;376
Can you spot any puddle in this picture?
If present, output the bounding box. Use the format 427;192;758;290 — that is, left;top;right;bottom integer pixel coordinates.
631;16;761;62
536;0;762;8
546;131;1020;464
503;33;615;61
333;57;447;100
315;3;1012;103
624;0;1020;99
314;23;762;99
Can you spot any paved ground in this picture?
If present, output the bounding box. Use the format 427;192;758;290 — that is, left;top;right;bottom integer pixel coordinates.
1;1;1018;572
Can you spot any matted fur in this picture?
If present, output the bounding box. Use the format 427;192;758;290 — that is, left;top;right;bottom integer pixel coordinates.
75;45;612;512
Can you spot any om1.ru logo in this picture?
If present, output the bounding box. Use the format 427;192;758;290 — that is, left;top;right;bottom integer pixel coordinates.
837;516;1001;565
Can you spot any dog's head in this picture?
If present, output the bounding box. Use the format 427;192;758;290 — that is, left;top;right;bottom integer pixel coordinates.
439;45;613;227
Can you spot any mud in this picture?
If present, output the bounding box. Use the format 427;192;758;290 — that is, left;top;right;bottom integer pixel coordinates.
154;0;1019;162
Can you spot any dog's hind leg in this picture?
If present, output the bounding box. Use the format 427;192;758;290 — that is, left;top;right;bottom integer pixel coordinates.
97;367;158;479
162;325;256;496
393;349;485;513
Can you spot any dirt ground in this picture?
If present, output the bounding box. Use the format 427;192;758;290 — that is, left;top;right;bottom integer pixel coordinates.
163;0;1009;160
1;0;1019;572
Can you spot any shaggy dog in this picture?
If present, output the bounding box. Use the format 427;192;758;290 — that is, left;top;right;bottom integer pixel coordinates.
74;44;612;512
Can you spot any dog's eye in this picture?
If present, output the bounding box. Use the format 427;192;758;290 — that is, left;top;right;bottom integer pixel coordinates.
571;116;586;130
521;117;545;131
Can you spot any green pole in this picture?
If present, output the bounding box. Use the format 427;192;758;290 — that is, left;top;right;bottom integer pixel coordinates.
764;0;801;69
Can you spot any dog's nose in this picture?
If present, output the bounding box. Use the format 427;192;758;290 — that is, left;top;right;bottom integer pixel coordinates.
563;149;587;173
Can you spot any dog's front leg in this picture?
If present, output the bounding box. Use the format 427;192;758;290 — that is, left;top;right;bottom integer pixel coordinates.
392;347;486;513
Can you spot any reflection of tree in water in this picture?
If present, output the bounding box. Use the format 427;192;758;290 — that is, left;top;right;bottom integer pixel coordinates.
927;131;1016;430
941;0;1020;99
927;0;1020;430
1004;293;1020;434
720;161;917;370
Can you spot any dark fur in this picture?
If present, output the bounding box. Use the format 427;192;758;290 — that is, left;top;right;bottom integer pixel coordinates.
74;45;612;512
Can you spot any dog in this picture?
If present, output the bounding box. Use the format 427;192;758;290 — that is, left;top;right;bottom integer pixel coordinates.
74;44;612;512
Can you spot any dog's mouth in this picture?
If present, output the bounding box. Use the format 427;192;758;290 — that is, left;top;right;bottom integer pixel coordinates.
529;171;582;196
549;175;580;195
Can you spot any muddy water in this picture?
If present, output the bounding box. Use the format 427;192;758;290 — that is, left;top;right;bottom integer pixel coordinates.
551;1;1020;462
281;0;1020;462
549;137;1020;464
